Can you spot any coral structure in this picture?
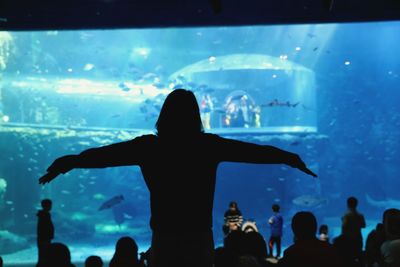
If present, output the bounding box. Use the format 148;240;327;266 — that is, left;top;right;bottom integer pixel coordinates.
0;32;13;71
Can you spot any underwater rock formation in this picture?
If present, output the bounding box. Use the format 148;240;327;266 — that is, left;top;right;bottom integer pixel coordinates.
0;230;29;254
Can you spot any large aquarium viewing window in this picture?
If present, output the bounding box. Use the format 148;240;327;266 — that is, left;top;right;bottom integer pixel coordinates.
0;21;399;265
0;28;317;134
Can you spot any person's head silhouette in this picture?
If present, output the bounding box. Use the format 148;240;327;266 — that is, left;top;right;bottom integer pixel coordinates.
48;242;74;267
110;236;139;267
85;255;103;267
272;204;280;213
156;89;204;138
41;198;52;211
291;211;317;241
347;196;358;210
229;201;238;211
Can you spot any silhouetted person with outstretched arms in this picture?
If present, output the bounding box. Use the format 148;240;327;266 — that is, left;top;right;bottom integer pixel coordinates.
39;89;317;267
36;199;54;267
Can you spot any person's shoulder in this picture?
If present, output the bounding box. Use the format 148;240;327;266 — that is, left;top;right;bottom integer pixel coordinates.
343;211;352;217
202;133;221;140
130;134;157;143
202;133;230;146
317;239;332;247
282;243;297;255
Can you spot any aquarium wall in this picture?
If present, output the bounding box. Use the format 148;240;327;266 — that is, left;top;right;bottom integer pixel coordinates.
0;21;399;264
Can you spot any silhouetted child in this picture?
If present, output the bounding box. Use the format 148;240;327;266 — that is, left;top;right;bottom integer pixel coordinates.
85;255;103;267
319;224;329;243
268;204;283;259
36;199;54;267
0;256;3;267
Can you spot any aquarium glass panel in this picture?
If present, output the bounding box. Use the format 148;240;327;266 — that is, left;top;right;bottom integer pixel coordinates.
0;21;399;264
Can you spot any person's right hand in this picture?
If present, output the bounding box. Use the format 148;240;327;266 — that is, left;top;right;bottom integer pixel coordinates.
288;153;318;178
39;155;77;185
46;155;77;174
39;172;60;185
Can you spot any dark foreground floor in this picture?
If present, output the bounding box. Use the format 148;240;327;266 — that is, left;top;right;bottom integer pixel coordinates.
4;262;108;267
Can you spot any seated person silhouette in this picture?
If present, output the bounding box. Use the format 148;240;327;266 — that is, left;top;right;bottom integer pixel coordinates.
278;211;340;267
223;201;243;236
39;89;317;267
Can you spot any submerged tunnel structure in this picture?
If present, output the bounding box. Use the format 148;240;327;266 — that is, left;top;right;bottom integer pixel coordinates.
170;54;317;134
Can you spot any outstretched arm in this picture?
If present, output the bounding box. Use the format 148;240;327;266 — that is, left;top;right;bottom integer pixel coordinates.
39;137;146;184
214;135;317;178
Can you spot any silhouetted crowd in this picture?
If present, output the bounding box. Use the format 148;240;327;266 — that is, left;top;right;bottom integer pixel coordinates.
0;196;386;267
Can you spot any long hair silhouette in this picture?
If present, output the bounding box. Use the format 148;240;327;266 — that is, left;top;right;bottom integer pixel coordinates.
155;89;204;138
110;236;139;267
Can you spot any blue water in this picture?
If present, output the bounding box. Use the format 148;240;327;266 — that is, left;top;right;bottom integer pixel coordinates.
0;21;399;264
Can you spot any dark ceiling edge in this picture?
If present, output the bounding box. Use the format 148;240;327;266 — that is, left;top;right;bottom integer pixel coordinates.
0;0;400;31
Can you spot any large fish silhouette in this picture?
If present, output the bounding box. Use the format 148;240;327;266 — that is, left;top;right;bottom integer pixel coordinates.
98;195;124;211
292;194;328;208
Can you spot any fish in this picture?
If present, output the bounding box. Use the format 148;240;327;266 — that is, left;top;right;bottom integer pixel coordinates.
292;195;328;208
0;178;7;191
83;63;95;71
118;82;131;92
98;195;124;211
93;193;106;200
366;194;400;209
111;201;136;226
139;99;162;121
263;99;300;108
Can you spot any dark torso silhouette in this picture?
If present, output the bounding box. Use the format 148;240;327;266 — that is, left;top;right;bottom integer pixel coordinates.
75;133;287;233
37;210;54;241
